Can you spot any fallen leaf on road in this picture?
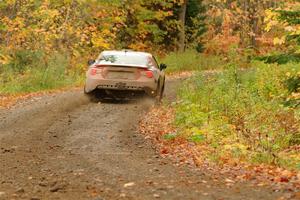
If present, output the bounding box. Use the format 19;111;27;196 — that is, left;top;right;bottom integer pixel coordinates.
225;178;235;183
124;182;135;188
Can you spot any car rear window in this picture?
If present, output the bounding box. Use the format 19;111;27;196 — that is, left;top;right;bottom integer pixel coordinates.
97;54;149;66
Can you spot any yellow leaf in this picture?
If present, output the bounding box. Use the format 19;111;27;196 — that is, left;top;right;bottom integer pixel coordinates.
273;37;286;45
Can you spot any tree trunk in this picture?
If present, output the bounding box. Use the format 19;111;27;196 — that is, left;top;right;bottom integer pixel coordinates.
249;0;257;48
179;0;187;52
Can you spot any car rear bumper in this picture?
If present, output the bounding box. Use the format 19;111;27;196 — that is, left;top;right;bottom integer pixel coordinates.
85;78;157;95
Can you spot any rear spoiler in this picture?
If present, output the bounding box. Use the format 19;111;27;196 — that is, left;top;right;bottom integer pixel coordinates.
95;63;149;68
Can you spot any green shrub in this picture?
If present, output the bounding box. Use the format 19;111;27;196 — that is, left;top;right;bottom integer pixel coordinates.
163;133;178;140
256;53;300;65
9;50;44;73
174;61;300;169
160;50;225;74
0;51;83;94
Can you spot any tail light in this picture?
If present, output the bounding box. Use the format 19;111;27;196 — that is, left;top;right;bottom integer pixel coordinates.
140;69;154;78
90;65;107;76
90;68;97;75
145;70;153;78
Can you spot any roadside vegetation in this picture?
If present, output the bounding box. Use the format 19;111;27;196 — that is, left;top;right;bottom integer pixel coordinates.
174;60;300;169
161;50;225;74
0;51;83;94
166;1;300;170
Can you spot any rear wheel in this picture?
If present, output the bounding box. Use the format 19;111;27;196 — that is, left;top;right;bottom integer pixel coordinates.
84;85;92;100
159;83;165;101
155;82;165;104
84;90;96;102
84;86;105;102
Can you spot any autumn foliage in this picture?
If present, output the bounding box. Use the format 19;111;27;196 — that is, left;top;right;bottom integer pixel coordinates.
0;0;207;94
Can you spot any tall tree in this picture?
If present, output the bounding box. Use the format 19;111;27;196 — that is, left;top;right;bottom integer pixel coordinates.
202;0;285;54
177;0;207;52
185;0;207;52
116;0;180;51
179;0;187;52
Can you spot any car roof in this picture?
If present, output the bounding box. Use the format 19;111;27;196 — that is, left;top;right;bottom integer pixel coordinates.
100;50;153;57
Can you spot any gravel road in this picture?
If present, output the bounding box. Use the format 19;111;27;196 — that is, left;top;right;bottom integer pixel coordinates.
0;80;288;200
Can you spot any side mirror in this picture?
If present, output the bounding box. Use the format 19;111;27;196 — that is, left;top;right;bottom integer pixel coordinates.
88;59;95;66
159;63;167;70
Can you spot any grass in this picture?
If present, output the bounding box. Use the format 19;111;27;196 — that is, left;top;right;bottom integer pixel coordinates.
0;50;84;95
160;50;225;74
174;60;300;169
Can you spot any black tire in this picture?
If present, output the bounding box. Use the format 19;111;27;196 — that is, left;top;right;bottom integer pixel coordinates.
84;86;104;102
84;89;96;102
155;82;165;105
159;83;165;101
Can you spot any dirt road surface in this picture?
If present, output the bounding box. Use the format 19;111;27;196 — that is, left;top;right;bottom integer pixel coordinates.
0;80;290;200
